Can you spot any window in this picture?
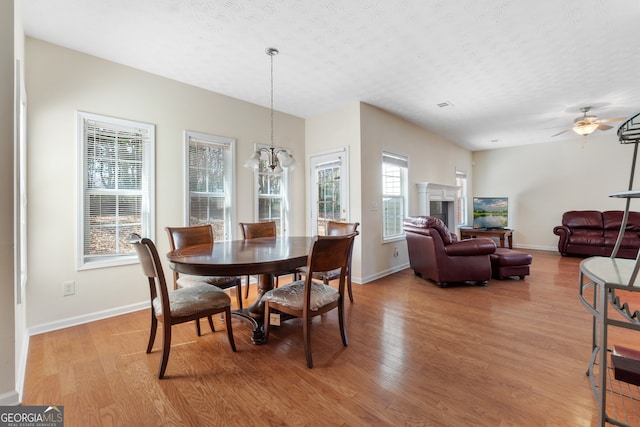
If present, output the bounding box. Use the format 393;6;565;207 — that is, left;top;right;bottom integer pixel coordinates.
456;170;468;226
78;112;155;269
254;144;290;235
186;131;235;241
382;152;408;240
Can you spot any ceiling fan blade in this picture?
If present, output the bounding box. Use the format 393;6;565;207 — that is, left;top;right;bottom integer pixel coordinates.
552;129;570;137
599;117;627;123
598;123;613;131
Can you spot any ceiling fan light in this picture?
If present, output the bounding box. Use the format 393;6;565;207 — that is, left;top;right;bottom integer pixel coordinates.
572;122;599;136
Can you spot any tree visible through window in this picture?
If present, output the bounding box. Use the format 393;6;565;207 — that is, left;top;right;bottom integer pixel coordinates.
382;152;408;240
78;112;155;269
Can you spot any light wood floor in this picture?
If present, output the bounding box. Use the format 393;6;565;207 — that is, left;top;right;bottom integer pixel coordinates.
22;250;640;426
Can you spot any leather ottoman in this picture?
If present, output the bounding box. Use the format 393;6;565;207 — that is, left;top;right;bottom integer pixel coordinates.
490;248;532;280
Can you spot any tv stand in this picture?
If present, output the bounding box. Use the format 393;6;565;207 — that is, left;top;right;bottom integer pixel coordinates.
460;228;513;249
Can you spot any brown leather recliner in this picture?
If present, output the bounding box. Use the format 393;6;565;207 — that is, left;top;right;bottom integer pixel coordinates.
403;216;497;287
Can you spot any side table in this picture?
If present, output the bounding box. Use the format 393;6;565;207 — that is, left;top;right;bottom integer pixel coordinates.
460;228;513;249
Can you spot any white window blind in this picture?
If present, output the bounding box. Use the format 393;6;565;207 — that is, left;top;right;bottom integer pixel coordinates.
78;112;155;269
186;132;235;241
382;152;408;240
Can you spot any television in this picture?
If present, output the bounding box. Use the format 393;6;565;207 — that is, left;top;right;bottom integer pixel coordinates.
473;197;508;229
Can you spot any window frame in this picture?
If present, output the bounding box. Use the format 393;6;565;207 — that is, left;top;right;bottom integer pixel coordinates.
77;111;155;270
252;143;291;236
456;170;468;226
184;131;236;241
381;151;408;242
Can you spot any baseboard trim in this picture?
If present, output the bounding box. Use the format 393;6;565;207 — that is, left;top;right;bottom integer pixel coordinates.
28;301;148;336
0;390;20;406
355;262;410;284
514;244;557;252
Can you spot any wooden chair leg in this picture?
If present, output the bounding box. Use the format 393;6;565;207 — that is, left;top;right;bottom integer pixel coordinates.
195;319;202;336
158;322;172;379
207;316;215;332
224;307;237;352
338;301;348;347
147;313;157;353
303;316;313;368
244;275;250;299
347;276;354;303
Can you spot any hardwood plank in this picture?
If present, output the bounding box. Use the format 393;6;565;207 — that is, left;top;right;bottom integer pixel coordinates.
23;250;639;426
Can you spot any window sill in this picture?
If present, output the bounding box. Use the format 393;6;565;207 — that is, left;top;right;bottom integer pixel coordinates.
78;255;138;271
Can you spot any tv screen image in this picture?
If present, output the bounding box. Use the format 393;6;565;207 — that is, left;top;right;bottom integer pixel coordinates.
473;197;508;229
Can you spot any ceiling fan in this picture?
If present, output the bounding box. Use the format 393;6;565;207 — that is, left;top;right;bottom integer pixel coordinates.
552;106;626;137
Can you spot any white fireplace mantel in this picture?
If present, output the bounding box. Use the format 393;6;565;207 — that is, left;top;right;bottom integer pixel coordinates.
416;182;459;230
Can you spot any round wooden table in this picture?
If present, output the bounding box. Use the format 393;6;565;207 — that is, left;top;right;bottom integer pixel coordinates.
167;236;313;344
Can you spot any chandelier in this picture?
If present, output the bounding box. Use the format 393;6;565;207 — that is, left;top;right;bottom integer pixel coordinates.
244;47;295;173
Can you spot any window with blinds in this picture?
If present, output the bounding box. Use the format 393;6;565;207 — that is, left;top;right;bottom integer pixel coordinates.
186;132;235;241
382;152;408;240
78;112;155;269
255;144;290;235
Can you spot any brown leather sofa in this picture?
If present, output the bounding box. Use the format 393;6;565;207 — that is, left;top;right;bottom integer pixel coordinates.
553;210;640;259
403;216;497;287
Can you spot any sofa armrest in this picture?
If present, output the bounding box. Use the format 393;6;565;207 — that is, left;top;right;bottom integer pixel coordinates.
553;225;571;254
444;238;496;256
553;225;571;236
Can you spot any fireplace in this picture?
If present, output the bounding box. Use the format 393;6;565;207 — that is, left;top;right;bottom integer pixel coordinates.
416;182;459;231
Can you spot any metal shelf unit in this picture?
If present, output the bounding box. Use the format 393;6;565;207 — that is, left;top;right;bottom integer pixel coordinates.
580;112;640;426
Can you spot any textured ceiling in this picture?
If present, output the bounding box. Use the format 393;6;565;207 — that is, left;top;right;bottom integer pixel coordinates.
21;0;640;151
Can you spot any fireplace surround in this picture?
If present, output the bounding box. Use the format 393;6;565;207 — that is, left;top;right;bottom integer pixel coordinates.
416;182;459;232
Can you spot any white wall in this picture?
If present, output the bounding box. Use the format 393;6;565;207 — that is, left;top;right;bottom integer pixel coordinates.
0;0;17;406
359;103;472;282
25;38;306;331
472;133;634;250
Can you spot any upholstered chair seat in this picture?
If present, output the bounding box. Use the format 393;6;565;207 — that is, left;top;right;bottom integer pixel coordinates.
152;283;230;317
176;275;242;289
262;280;339;311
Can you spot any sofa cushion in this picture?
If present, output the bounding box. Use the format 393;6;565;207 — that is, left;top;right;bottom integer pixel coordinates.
568;233;605;246
603;230;640;248
603;210;640;231
563;210;603;229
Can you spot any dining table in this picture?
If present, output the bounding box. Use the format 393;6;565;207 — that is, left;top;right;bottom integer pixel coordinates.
167;235;314;344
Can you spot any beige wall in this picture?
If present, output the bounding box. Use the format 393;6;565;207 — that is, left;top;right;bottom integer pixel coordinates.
305;102;363;278
472;134;633;250
25;38;306;331
359;103;472;282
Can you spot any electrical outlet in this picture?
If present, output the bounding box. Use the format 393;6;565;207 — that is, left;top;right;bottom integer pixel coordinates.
393;247;399;257
63;281;75;296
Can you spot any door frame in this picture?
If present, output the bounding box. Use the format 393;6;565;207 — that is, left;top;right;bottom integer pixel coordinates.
307;147;350;236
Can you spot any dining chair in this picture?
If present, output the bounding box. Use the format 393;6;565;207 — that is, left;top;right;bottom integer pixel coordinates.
239;221;299;299
298;221;360;303
262;233;357;368
165;225;243;310
129;233;236;379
